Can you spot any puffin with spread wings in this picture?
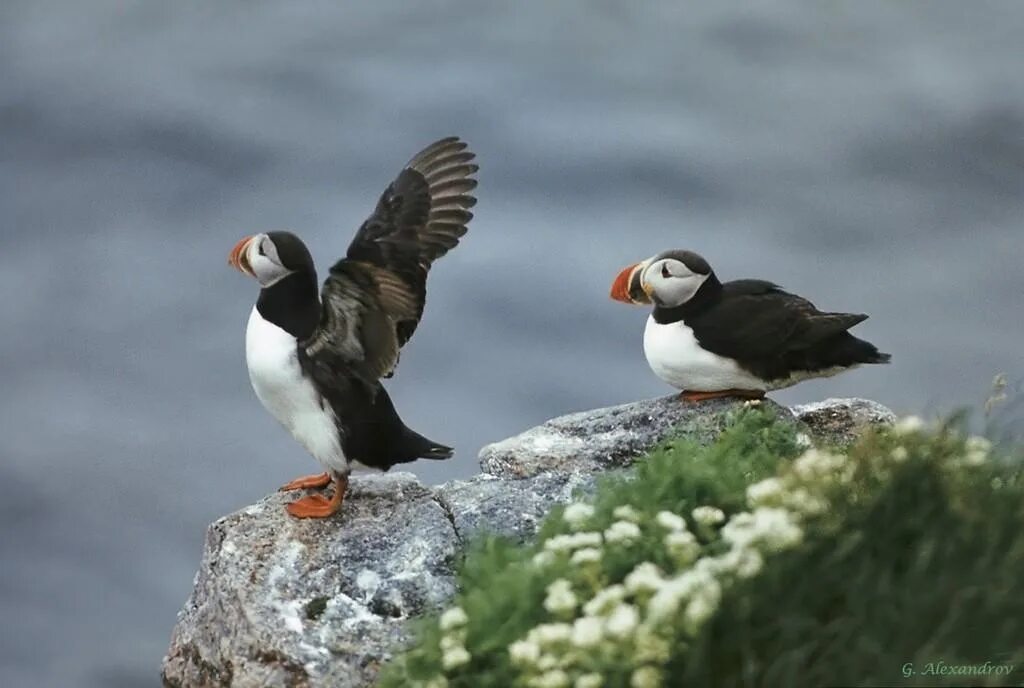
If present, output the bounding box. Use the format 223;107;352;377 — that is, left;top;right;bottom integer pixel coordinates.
228;137;477;519
610;249;890;401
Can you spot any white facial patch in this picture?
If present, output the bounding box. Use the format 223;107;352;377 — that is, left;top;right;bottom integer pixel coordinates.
642;259;709;307
247;235;294;288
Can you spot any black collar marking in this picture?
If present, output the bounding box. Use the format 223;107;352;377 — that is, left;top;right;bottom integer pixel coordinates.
255;272;321;340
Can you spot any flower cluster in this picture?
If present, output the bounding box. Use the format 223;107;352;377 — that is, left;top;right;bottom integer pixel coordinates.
501;478;821;688
387;411;1008;688
436;606;470;675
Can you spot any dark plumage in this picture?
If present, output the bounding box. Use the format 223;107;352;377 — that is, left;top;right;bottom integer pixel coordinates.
229;136;477;517
657;278;890;383
610;248;890;399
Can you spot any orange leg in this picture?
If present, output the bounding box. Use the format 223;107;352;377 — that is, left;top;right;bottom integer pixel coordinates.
286;475;349;519
279;472;332;491
680;389;766;402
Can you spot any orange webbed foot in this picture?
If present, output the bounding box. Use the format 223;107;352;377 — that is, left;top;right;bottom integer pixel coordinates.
279;472;332;491
285;475;348;519
680;389;766;402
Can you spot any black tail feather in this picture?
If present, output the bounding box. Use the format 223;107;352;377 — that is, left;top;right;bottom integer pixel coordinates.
833;332;891;366
400;426;453;460
871;351;892;364
417;441;454;460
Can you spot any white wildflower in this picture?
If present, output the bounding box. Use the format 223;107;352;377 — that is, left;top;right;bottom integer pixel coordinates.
783;488;828;516
424;677;448;688
530;622;572;645
530;670;570;688
755;508;804;551
964;436;992;465
742;398;762;407
575;673;603;688
889;446;908;462
563;502;595;530
630;665;662;688
792;448;845;480
533;551;555;568
545;532;603;553
892;415;925;435
795;432;813;448
691;505;726;526
664;530;700;566
634;626;672;663
720;511;755;547
570;616;603;648
696;545;766;579
536;654;559;671
544;579;578;615
570;547;602;565
604;520;642;544
645;568;715;624
722;508;803;552
582;584;626;616
646;584;683;623
441;644;470;670
692;552;730;578
746;478;784;507
655;510;687;531
684;577;724;630
509;638;541;666
440;635;463;651
730;547;764;579
438;606;468;631
613;504;642;522
624;562;664;594
605;603;639;638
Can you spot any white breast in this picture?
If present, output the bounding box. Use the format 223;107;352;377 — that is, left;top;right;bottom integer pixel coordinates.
642;315;767;393
245;306;348;473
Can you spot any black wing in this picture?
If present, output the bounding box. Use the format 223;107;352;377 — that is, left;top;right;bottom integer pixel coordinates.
302;137;477;387
690;279;868;362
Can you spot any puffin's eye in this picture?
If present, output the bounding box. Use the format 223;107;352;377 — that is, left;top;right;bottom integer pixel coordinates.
661;263;671;278
257;241;266;257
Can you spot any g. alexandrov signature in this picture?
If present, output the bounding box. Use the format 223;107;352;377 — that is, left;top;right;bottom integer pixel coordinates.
902;660;1015;678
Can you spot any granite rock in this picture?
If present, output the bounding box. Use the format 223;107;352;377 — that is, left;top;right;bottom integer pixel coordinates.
162;396;894;687
478;395;795;478
162;474;459;688
792;397;896;446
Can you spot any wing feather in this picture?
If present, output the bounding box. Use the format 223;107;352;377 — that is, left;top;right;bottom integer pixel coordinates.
690;281;869;361
301;137;477;386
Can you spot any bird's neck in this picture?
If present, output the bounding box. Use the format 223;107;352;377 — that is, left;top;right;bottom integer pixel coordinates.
652;274;722;324
255;272;320;340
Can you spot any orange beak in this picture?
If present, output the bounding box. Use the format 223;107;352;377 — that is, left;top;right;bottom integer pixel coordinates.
228;236;255;276
610;262;649;304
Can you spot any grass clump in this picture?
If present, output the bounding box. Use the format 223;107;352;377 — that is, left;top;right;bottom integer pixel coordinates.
380;408;1024;688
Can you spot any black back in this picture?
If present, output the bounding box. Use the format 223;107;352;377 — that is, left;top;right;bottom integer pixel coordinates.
655;279;890;381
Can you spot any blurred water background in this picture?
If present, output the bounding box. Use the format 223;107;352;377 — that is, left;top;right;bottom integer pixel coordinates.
1;2;1022;685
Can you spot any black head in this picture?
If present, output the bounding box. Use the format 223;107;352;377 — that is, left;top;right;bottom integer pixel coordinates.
228;231;317;288
639;249;716;308
651;249;713;278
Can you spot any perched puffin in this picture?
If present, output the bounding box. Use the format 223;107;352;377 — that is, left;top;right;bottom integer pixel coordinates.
610;250;890;401
228;136;477;518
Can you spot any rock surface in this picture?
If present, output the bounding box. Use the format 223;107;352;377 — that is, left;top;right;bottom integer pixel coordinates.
792;397;897;446
162;396;893;687
478;396;795;478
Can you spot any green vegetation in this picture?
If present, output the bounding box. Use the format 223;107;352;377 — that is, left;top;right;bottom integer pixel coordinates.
381;407;1024;688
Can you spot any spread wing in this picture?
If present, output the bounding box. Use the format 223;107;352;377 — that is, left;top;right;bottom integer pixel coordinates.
302;137;477;387
690;280;868;361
